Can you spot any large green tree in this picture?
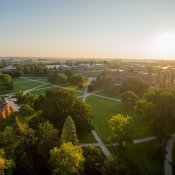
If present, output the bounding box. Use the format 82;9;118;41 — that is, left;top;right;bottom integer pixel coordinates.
121;91;139;108
43;88;91;132
19;104;35;117
121;76;148;96
69;75;85;87
61;116;78;145
108;114;131;149
49;142;84;175
0;73;13;90
83;146;106;175
37;121;59;155
136;87;175;139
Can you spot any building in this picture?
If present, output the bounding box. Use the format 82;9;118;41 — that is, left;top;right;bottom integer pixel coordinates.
74;64;107;77
0;65;16;73
46;64;70;70
0;99;11;119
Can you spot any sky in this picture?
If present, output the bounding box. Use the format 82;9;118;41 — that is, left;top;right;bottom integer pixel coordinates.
0;0;175;59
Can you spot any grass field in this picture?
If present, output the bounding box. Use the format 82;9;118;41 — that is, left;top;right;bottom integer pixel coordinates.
0;77;85;97
78;131;96;143
86;95;152;141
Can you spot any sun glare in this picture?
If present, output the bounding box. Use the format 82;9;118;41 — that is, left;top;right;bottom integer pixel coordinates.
151;32;175;58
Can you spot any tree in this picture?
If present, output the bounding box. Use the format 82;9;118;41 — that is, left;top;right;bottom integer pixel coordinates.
37;121;59;155
87;84;94;92
61;116;79;145
121;76;148;96
43;88;75;130
108;114;131;149
49;142;84;175
69;75;85;87
0;126;19;157
136;87;175;139
83;146;106;175
19;104;35;117
0;73;13;90
55;73;68;84
121;91;139;108
16;91;38;108
14;126;37;175
0;149;15;175
43;88;91;133
48;72;68;84
94;72;112;88
70;100;92;132
35;121;59;174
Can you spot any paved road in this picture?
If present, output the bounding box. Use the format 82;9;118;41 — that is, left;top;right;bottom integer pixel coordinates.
164;133;175;175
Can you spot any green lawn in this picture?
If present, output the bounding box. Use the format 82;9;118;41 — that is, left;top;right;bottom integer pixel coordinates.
0;77;46;95
78;131;96;143
86;96;134;141
108;140;164;174
0;77;85;97
86;95;153;141
95;89;121;99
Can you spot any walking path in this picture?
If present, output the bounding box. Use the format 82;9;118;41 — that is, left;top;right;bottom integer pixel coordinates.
92;94;121;102
164;133;175;175
91;130;112;157
133;136;157;144
81;77;112;157
80;143;100;147
82;77;95;101
24;83;51;94
80;136;157;148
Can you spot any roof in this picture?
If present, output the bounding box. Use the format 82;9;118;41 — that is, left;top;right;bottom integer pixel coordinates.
0;99;6;113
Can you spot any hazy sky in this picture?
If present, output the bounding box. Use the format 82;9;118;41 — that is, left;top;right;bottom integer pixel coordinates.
0;0;175;59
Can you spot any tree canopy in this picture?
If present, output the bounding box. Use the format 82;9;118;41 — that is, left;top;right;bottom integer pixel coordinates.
43;88;91;133
136;87;175;139
108;114;131;149
121;76;148;96
121;91;139;108
0;73;13;90
49;142;84;175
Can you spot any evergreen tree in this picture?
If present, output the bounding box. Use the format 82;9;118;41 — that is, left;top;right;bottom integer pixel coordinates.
61;116;79;145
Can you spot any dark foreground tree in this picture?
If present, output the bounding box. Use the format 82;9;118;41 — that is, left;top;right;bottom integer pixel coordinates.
83;146;106;175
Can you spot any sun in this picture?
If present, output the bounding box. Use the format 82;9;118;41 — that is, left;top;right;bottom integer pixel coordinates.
151;32;175;58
